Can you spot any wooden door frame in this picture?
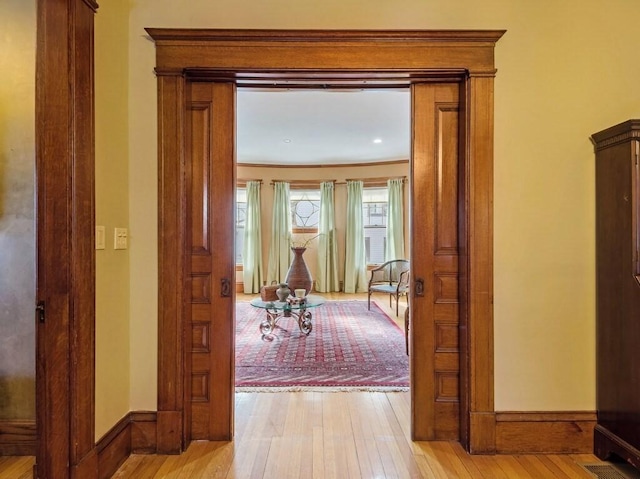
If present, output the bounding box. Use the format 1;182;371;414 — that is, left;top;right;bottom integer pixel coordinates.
36;0;99;477
148;29;503;454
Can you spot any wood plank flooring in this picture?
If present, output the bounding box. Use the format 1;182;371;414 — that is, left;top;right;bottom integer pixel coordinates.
116;290;601;479
0;456;33;479
0;295;606;478
107;391;603;479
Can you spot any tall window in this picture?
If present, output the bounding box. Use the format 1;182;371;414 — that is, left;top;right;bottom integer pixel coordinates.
290;189;321;232
363;187;388;264
235;187;246;264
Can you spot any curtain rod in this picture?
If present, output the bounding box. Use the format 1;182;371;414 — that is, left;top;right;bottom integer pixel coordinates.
269;179;336;186
268;177;406;186
237;179;263;184
344;176;406;183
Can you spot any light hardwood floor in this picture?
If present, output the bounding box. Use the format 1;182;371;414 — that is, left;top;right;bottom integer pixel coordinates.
0;456;33;479
0;294;605;478
108;293;602;478
0;403;608;479
109;391;602;478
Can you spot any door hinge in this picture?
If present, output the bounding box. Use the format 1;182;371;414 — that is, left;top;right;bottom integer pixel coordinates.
36;301;45;323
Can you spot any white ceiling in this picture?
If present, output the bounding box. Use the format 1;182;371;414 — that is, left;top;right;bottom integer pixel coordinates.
236;89;411;166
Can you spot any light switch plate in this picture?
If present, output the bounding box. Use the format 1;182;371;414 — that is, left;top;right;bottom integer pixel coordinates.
96;225;105;250
114;227;128;250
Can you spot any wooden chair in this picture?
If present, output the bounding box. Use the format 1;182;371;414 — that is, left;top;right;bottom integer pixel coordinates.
367;259;410;316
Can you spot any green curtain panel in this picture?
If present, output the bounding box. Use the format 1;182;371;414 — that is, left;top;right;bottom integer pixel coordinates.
344;180;368;293
266;181;292;283
242;180;264;293
316;181;340;292
386;178;405;261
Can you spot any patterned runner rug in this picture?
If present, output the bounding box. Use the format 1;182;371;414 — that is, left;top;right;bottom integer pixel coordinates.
235;300;409;391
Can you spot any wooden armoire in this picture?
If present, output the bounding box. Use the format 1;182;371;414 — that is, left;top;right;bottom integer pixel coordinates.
592;120;640;470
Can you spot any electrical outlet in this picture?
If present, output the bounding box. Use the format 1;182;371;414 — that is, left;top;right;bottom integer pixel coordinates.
95;225;105;250
114;227;128;250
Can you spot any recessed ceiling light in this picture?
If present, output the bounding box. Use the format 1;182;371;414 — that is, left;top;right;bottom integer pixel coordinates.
373;138;383;144
283;139;292;143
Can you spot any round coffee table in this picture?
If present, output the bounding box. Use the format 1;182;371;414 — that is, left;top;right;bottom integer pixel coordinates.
250;294;325;340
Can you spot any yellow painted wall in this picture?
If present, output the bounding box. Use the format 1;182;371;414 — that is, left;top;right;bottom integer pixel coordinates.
94;0;131;440
122;0;640;412
237;163;410;288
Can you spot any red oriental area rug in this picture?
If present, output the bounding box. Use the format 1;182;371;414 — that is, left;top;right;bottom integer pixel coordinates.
235;300;409;391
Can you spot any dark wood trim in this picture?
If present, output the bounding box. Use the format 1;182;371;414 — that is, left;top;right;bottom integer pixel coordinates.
96;416;129;454
130;412;158;454
95;411;158;479
36;0;98;476
496;411;597;422
634;139;639;281
146;28;505;44
239;159;409;169
458;78;470;449
0;420;36;456
149;28;503;452
82;0;99;11
595;424;640;471
70;0;98;471
146;28;502;76
182;69;470;86
495;411;596;454
464;74;496;453
156;72;187;454
96;415;130;479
